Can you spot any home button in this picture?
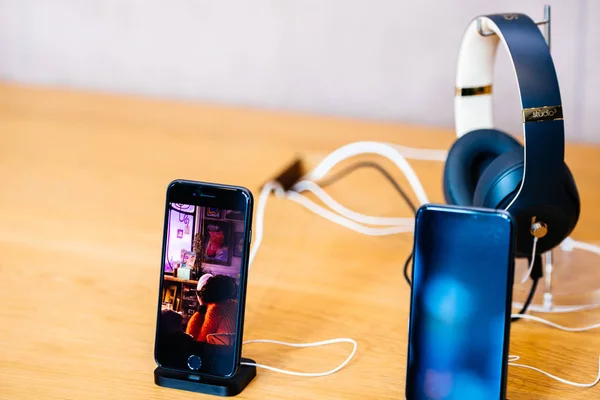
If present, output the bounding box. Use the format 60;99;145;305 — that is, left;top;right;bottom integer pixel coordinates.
187;355;202;371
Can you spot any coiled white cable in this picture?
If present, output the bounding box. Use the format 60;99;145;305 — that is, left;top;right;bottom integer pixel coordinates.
508;355;600;388
286;190;414;236
241;338;357;377
305;141;430;206
511;313;600;332
292;180;414;227
287;141;429;232
287;141;443;231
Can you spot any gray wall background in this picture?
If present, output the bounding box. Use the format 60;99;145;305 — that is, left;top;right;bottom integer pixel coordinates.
0;1;598;142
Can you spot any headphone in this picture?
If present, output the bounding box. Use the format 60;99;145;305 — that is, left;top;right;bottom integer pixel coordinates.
443;13;580;258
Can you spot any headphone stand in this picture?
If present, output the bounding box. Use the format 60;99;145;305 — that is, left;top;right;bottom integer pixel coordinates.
477;4;551;51
541;250;555;310
154;358;256;397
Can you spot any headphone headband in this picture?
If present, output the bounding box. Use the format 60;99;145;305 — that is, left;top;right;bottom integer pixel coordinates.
455;13;565;203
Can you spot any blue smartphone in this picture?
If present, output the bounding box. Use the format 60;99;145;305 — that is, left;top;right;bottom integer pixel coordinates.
406;204;516;400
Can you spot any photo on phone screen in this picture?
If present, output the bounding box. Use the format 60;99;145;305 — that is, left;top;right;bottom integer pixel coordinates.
154;181;252;378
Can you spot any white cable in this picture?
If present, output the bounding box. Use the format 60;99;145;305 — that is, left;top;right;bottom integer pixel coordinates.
241;338;357;377
387;143;448;161
510;313;600;332
292;180;414;227
519;236;539;284
512;302;600;314
247;186;357;379
247;189;357;378
286;191;414;235
249;181;285;268
250;178;413;271
508;355;600;388
305;141;430;206
561;237;600;255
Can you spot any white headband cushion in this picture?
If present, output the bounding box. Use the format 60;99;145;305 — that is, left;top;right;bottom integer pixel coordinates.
455;18;500;137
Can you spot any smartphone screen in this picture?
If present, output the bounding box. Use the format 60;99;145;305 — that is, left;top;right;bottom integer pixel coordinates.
406;205;515;400
154;180;253;379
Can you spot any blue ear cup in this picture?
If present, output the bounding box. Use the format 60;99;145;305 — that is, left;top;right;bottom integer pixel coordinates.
472;147;524;208
473;146;581;257
443;129;521;206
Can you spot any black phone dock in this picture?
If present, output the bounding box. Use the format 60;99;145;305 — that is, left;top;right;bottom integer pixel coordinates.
154;358;256;397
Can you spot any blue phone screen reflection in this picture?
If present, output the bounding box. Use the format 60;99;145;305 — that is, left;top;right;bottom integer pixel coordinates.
406;207;514;400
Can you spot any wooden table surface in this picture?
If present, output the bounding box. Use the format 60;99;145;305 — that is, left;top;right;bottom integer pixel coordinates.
1;82;599;399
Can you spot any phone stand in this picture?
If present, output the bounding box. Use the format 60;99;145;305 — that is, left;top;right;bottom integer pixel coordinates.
154;358;257;397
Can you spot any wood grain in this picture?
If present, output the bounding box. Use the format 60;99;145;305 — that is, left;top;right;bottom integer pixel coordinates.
0;82;599;399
